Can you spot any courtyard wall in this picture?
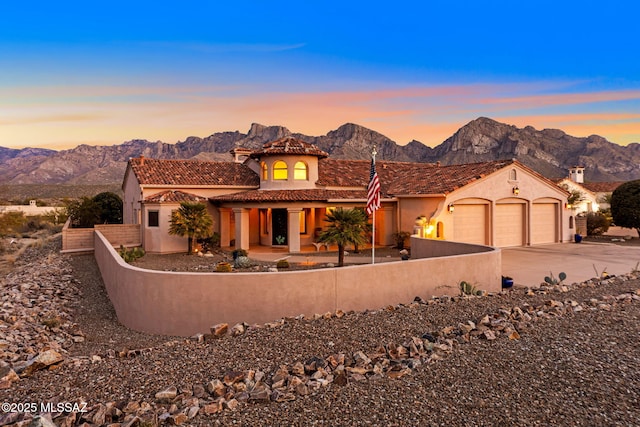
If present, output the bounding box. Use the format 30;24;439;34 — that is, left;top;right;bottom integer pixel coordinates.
94;231;501;336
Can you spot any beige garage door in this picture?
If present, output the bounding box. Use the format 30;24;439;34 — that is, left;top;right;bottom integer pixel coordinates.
495;203;525;247
453;204;487;245
531;203;557;245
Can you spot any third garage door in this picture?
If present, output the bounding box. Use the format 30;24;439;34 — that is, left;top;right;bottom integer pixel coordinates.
531;203;557;245
494;203;525;247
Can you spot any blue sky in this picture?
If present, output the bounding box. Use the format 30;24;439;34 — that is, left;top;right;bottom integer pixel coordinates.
1;1;639;149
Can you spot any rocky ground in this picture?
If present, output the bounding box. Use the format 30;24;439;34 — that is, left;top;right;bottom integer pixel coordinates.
1;236;640;426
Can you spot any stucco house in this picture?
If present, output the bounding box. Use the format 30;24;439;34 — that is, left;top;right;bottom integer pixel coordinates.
556;166;623;213
122;137;572;254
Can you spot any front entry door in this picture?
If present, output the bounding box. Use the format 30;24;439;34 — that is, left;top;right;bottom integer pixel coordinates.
272;209;288;245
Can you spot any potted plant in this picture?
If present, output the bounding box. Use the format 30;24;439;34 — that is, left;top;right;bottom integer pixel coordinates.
501;275;514;289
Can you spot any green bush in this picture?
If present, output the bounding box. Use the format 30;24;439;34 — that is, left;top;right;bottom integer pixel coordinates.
118;246;145;263
611;180;640;236
586;212;610;236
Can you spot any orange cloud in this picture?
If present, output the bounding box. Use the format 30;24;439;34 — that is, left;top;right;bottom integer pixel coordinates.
2;82;639;149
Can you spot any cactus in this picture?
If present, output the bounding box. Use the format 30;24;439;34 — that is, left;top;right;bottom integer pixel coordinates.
459;280;477;296
235;255;252;268
544;271;567;285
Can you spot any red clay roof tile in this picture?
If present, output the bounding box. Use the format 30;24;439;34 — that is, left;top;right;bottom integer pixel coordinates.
144;190;208;204
250;137;329;158
210;189;368;203
129;157;259;187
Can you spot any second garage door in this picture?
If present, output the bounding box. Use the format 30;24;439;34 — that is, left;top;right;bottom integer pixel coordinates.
494;203;525;247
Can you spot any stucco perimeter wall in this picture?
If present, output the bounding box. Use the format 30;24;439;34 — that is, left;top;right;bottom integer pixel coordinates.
410;236;495;258
95;231;501;337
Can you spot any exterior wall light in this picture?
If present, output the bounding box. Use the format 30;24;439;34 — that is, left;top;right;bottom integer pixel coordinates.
448;204;455;213
565;203;573;209
512;186;520;195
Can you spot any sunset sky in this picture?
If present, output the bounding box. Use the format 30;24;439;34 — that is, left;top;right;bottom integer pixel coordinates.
1;1;639;150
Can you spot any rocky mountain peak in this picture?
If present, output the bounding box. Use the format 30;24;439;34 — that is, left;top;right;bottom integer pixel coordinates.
1;118;639;185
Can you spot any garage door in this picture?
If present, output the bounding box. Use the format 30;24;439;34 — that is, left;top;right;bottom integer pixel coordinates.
453;204;487;245
531;203;557;245
495;203;524;247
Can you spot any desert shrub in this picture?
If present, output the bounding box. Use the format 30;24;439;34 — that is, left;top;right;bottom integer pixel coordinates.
118;246;145;263
198;233;220;252
586;212;610;236
93;192;123;224
65;197;100;228
216;262;232;272
276;259;290;269
0;211;27;236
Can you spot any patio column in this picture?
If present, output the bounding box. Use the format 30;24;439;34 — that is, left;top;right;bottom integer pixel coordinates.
233;208;250;250
218;208;232;247
287;208;302;253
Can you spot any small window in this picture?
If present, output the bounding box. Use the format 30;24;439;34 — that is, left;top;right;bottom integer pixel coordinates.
509;169;517;181
273;160;288;180
148;211;159;227
261;162;268;180
294;161;308;180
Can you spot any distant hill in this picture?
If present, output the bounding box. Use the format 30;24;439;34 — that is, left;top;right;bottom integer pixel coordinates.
1;118;638;186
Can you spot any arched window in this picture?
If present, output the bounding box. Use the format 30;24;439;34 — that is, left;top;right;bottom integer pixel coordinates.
294;161;308;180
509;169;517;181
569;216;574;229
261;162;268;180
437;221;444;238
273;160;288;180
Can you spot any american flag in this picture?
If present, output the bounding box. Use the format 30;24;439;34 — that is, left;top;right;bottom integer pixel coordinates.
366;158;381;215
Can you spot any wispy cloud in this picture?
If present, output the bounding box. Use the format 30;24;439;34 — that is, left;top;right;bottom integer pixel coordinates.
140;41;306;53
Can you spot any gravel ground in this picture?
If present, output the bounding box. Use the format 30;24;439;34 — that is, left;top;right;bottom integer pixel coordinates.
2;238;640;426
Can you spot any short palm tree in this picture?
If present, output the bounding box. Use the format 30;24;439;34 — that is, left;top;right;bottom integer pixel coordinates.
317;208;369;266
169;202;213;254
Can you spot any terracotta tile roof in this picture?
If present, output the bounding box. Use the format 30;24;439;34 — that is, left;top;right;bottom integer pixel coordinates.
250;137;329;159
581;181;624;193
129;157;259;187
144;190;208;204
210;189;368;203
318;159;518;195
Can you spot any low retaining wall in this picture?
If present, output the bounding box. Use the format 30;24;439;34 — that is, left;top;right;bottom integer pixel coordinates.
62;219;140;253
95;231;501;336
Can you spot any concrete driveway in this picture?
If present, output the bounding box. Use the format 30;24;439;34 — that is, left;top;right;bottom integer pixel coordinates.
502;242;640;287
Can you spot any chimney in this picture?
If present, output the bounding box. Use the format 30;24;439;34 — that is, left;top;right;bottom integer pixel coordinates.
139;155;145;166
436;161;441;167
569;166;584;183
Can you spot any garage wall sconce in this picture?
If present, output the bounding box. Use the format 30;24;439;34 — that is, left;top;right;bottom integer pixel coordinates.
512;186;520;195
447;204;455;213
565;203;573;209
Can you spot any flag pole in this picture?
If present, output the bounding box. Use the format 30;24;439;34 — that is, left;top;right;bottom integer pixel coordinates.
371;147;377;265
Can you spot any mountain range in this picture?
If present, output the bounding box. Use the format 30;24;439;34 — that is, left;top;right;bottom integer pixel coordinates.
1;117;639;185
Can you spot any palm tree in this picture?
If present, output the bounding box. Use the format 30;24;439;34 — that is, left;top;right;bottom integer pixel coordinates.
317;208;369;266
169;202;213;254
